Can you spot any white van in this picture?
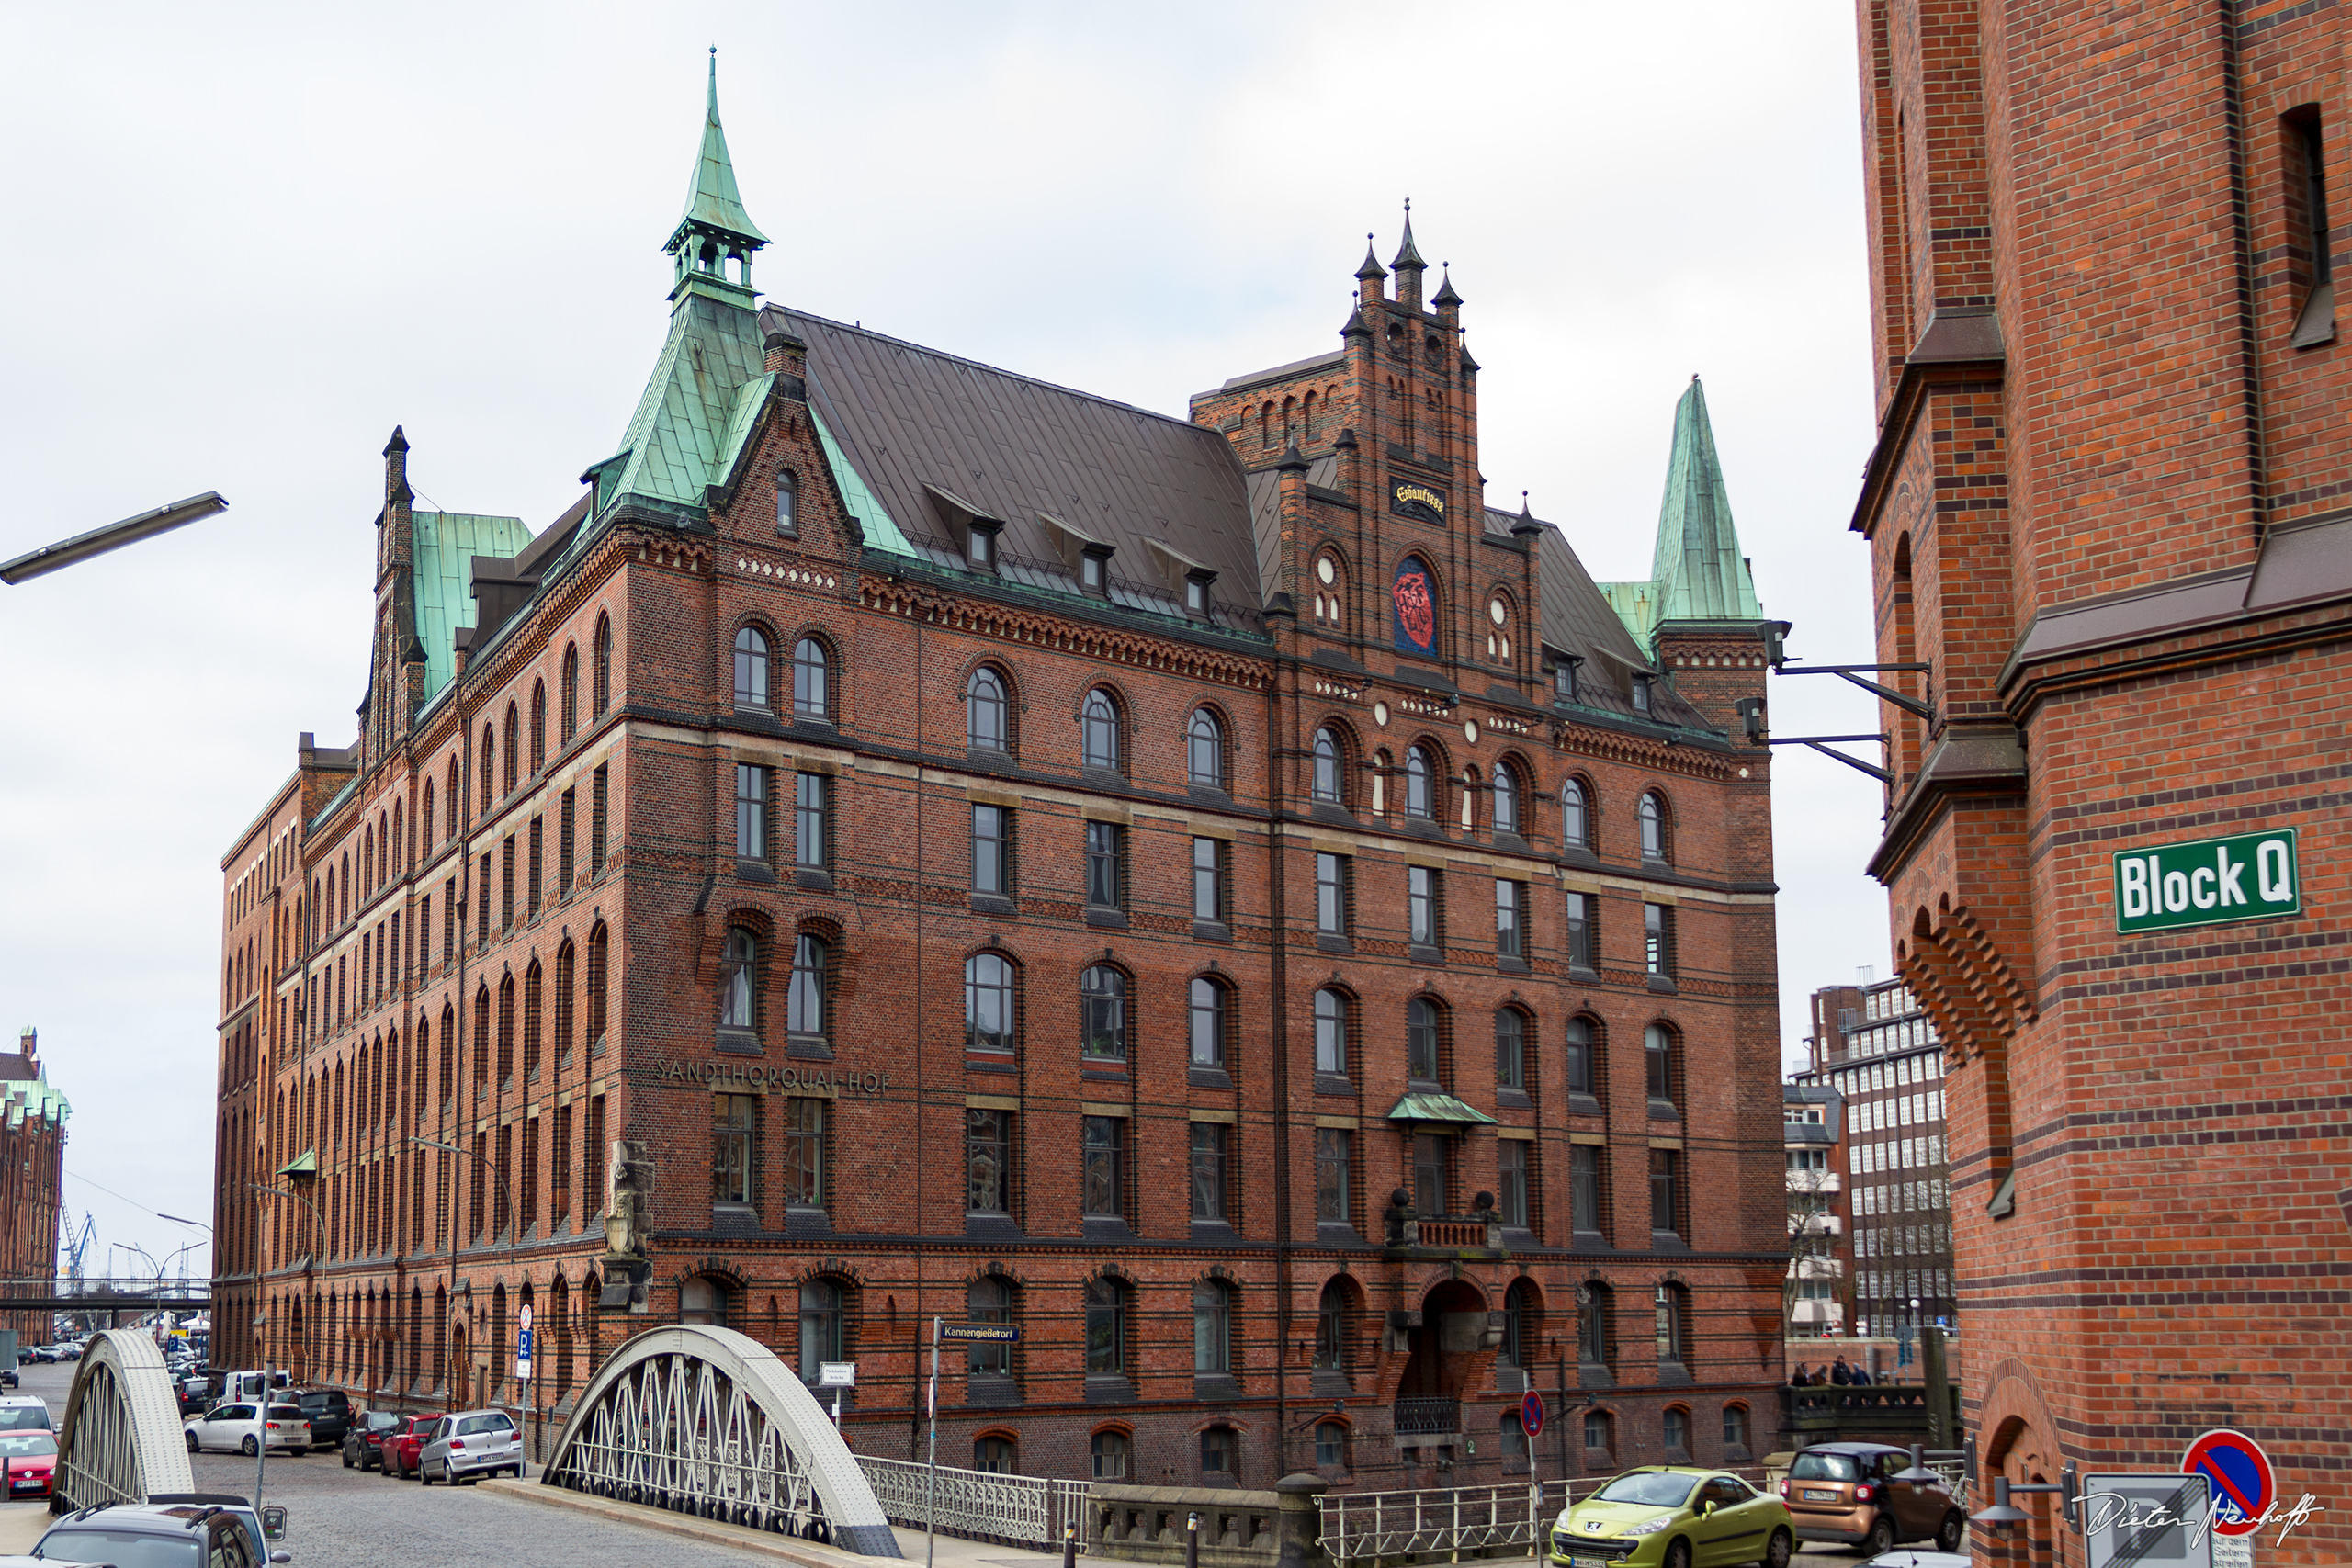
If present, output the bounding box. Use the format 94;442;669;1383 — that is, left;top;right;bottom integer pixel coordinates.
0;1395;52;1434
221;1370;286;1404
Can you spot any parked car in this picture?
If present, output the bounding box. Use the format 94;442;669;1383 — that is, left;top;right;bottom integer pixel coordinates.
382;1414;437;1479
149;1491;293;1564
291;1388;351;1452
1779;1442;1966;1556
416;1408;523;1484
182;1401;311;1457
0;1364;17;1389
0;1397;52;1435
1551;1467;1794;1568
343;1409;404;1471
0;1430;57;1498
32;1500;272;1567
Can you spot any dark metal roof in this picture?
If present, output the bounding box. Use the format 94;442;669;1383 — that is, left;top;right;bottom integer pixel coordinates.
766;306;1264;626
1521;509;1714;730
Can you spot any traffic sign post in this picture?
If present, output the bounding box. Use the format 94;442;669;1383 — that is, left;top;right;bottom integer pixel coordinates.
1520;1390;1544;1439
2079;1473;2214;1568
2184;1426;2275;1568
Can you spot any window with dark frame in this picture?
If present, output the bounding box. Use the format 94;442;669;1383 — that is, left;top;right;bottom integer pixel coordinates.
736;764;769;861
1638;792;1668;862
1570;1145;1601;1233
1407;997;1441;1084
787;934;826;1037
793;638;830;720
1650;1146;1681;1236
559;789;575;894
972;805;1011;897
784;1098;825;1208
1312;727;1343;804
1645;1023;1678;1111
966;953;1015;1055
1411;1132;1450;1216
1188;708;1225;787
1189;1122;1230;1223
1566;1016;1595;1097
1632;675;1653;715
1578;1286;1611;1368
1566;892;1595;972
1498;1139;1530;1228
1315;1280;1348;1368
797;1278;842;1378
1655;1283;1690;1369
711;1093;754;1206
1314;988;1348;1075
1316;852;1349;936
2291;107;2336;346
719;927;757;1032
1408;866;1440;947
1562;778;1589;850
1496;879;1523;958
775;471;797;536
1091;1430;1128;1478
1645;903;1674;976
590;766;609;874
1081;1117;1124;1218
1496;1010;1525;1091
1080;965;1126;1060
1493;765;1520;836
1081;689;1120;771
1193;1282;1234;1376
733;627;771;710
795;773;828;869
1189;977;1227;1067
967;1276;1013;1374
965;1108;1012;1216
1192;837;1227;923
967;668;1008;751
1404;745;1433;818
1085;820;1123;909
1314;1127;1351;1225
1084;1277;1126;1373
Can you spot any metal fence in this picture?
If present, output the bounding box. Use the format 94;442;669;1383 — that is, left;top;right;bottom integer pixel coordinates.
856;1453;1090;1551
1318;1481;1565;1565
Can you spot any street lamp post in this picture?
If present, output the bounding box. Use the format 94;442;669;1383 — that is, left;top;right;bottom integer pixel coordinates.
247;1182;324;1518
157;1216;214;1355
0;493;228;585
412;1137;528;1468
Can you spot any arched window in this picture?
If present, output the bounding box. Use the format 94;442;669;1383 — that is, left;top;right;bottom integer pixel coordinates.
1311;728;1343;804
1723;1404;1751;1453
1486;593;1514;663
967;1276;1014;1376
1565;1016;1598;1100
1188;976;1227;1069
1496;1009;1525;1091
681;1276;729;1327
585;922;608;1044
1661;1404;1690;1457
966;953;1015;1054
775;470;798;536
1577;1282;1613;1368
787;933;827;1037
973;1436;1016;1473
967;668;1008;752
1313;988;1348;1075
1081;689;1121;771
560;643;579;741
1199;1424;1239;1482
553;941;575;1061
592;614;612;716
1493;764;1521;836
1404;746;1433;818
421;780;435;855
1639;791;1669;861
719;927;757;1032
1091;1429;1129;1480
797;1279;844;1378
733;627;772;709
1503;1279;1540;1369
1406;997;1441;1083
1187;708;1224;788
1315;1420;1349;1470
503;704;519;794
522;960;543;1080
793;637;830;720
1192;1279;1234;1373
529;680;547;773
1084;1277;1128;1374
1312;553;1345;626
1656;1282;1691;1370
1080;965;1125;1060
479;725;496;812
1315;1279;1350;1370
446;757;460;839
1563;779;1590;851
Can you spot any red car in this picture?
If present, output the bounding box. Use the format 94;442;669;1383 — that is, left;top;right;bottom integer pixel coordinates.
0;1429;58;1497
383;1413;438;1479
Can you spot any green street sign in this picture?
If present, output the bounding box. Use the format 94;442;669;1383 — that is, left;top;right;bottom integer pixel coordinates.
2114;829;2299;934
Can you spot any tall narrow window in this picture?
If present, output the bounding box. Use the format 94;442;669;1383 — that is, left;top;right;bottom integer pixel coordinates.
1192;1280;1233;1373
500;837;516;929
560;643;579;741
590;767;609;874
529;681;547;773
1493;765;1520;836
1645;903;1674;977
522;960;543;1079
719;927;757;1032
1191;838;1225;923
1412;1132;1450;1217
795;773;827;869
1407;997;1441;1084
503;704;520;794
967;668;1008;752
2292;107;2337;347
1080;966;1126;1060
966;953;1015;1055
1081;689;1121;771
585;923;608;1046
787;934;827;1038
1565;892;1595;973
1084;821;1122;909
797;1278;842;1374
793;637;830;720
1570;1145;1601;1234
1649;1147;1681;1237
785;1099;826;1209
733;627;772;709
476;854;492;943
972;806;1010;897
1638;793;1669;862
1189;1122;1229;1224
1496;1010;1525;1091
1404;746;1433;818
1498;1140;1530;1228
1655;1284;1690;1370
1081;1118;1124;1219
1084;1277;1126;1373
775;471;798;536
966;1110;1012;1217
1187;709;1224;788
712;1094;754;1206
553;941;575;1063
1565;1016;1595;1099
967;1277;1014;1375
527;818;544;916
1645;1023;1679;1112
1562;779;1589;851
1311;727;1343;804
1316;852;1349;937
558;788;575;895
1315;1128;1351;1226
1313;988;1348;1075
1189;978;1227;1068
1408;866;1440;948
592;615;612;716
1496;879;1524;958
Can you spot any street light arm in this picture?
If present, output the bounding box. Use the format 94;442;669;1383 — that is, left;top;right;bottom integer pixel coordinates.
412;1137;516;1238
0;492;228;586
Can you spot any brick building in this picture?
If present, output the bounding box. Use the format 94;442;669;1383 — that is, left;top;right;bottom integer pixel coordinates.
212;66;1792;1489
0;1029;67;1346
1848;2;2352;1561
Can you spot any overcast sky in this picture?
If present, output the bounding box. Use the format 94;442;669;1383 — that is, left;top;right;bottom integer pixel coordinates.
0;1;1890;1277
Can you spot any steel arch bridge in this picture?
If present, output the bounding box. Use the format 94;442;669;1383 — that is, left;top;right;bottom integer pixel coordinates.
55;1327;194;1513
542;1324;901;1555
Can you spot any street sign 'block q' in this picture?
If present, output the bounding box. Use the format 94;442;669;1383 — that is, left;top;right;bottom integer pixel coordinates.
2113;829;2298;934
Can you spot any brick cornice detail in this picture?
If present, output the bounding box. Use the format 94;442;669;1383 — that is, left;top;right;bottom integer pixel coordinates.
858;576;1271;692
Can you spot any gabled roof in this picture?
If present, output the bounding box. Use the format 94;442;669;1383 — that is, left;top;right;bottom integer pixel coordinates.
595;294;771;518
412;510;535;705
766;306;1263;629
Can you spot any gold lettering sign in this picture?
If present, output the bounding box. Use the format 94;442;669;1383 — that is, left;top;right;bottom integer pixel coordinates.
1392;482;1446;523
660;1059;892;1097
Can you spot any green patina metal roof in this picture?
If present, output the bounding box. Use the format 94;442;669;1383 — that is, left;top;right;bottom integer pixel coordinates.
279;1149;317;1178
596;295;772;515
1383;1092;1498;1126
1602;377;1763;648
413;510;536;704
673;52;766;248
2;1072;69;1129
810;408;915;558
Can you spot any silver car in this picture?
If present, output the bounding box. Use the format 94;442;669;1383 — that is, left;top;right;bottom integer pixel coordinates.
416;1408;522;1484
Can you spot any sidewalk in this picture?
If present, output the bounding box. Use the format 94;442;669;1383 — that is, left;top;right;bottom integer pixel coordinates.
483;1476;1076;1568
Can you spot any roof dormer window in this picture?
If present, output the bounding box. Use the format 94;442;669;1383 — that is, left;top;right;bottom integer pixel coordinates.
1185;572;1214;617
1081;547;1112;597
1631;674;1653;715
967;521;1000;573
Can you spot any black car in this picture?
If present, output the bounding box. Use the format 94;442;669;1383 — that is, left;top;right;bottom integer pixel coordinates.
289;1388;350;1453
343;1409;404;1471
34;1500;272;1566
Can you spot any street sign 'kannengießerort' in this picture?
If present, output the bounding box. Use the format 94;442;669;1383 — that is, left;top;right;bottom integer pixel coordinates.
2114;829;2298;934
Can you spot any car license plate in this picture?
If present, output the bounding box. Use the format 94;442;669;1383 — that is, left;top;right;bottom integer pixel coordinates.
1803;1489;1838;1501
1574;1558;1609;1568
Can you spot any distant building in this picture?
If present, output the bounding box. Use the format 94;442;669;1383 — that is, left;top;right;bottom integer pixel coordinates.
1782;1081;1843;1340
0;1029;68;1346
1793;976;1952;1341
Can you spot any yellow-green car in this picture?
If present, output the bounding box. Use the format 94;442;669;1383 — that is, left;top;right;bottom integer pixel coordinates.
1550;1467;1794;1568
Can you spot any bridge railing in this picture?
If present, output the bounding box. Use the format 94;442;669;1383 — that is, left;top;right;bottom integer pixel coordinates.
855;1453;1090;1551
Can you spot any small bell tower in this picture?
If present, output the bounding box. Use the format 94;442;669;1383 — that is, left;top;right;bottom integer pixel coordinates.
666;49;769;311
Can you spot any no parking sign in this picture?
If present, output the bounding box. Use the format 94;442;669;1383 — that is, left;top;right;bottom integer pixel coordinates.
2183;1429;2275;1538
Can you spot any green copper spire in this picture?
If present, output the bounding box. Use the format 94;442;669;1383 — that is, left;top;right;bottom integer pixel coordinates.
664;50;767;309
1600;376;1764;647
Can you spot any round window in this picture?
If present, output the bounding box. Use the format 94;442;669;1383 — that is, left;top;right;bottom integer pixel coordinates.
1488;596;1508;626
1317;556;1338;585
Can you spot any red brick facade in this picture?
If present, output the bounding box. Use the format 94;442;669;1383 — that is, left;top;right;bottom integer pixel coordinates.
1851;2;2352;1562
213;138;1789;1490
